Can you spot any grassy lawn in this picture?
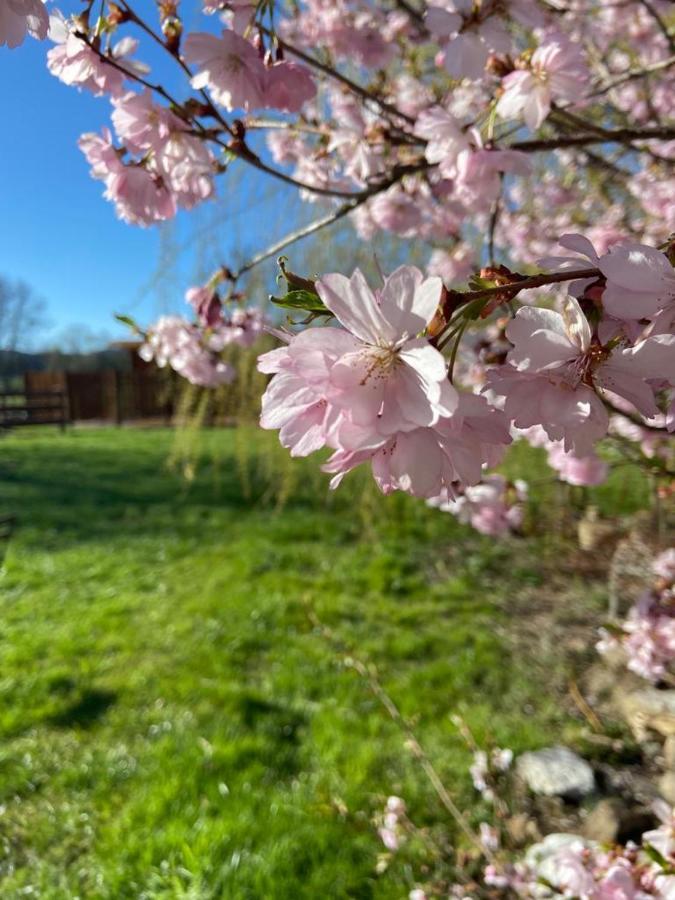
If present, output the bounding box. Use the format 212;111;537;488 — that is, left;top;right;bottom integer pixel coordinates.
0;426;649;899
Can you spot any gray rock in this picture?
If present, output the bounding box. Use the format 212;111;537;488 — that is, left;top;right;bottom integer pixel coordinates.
517;746;595;799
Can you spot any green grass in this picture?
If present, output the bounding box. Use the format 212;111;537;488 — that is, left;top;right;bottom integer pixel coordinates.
0;427;649;899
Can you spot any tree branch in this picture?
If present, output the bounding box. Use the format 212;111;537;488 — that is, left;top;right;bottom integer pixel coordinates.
510;126;675;152
588;53;675;98
637;0;675;54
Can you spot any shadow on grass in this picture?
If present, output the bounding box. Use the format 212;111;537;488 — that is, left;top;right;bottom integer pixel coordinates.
48;688;118;729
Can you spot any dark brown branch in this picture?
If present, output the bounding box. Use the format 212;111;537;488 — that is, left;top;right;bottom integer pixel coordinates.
457;267;601;303
637;0;675;53
510;126;675;152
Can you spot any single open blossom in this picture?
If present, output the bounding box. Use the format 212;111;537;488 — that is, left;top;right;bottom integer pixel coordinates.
490;295;675;453
315;266;458;444
156;131;217;208
48;14;148;96
0;0;48;48
414;105;468;175
497;36;589;130
105;165;177;226
426;1;510;81
183;30;267;111
258;328;355;458
78;128;124;181
598;241;675;322
368;186;424;236
111;90;184;153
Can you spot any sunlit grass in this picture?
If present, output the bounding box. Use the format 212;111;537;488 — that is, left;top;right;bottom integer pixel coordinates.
0;427;647;898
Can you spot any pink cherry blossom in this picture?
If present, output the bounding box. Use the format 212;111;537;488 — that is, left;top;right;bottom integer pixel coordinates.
186;285;222;328
111;90;183;153
493;295;675;450
414;105;468;176
497;35;588;130
139;315;235;387
546;443;609;486
598;241;675;321
105;165;177;226
315;266;457;442
427;1;510;81
48;13;147;97
654;549;675;583
258;328;354;458
78;128;124;181
264;61;317;113
183;30;267;111
429;473;526;536
156;131;217;208
0;0;48;48
427;246;475;285
368;186;423;236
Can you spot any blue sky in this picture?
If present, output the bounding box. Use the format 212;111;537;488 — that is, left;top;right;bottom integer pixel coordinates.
0;18;298;351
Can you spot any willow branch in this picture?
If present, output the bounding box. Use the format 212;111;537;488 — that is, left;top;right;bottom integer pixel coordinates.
232;203;357;280
232;160;429;279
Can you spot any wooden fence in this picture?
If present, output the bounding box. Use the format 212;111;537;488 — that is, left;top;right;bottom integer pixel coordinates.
0;389;69;430
16;369;175;425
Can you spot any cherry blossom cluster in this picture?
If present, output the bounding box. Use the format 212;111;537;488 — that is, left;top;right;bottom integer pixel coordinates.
138;268;267;387
597;548;675;684
427;475;527;536
0;0;47;48
380;753;675;899
3;0;674;500
258;265;512;498
259;236;674;500
480;812;675;899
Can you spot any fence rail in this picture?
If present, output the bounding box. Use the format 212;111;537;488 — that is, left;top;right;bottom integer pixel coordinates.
0;390;69;430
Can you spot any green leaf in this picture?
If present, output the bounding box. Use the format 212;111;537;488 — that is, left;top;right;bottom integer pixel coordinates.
115;313;142;334
644;843;674;872
269;290;331;315
468;275;499;292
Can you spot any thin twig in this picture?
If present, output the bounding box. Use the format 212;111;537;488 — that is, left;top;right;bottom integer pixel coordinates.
307;609;492;861
569;679;603;732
